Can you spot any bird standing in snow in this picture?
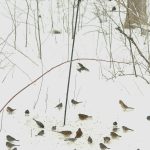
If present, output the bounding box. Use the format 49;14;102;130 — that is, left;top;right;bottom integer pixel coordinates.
122;126;134;132
99;143;110;149
71;99;82;105
6;135;19;142
33;119;44;128
119;100;134;111
6;107;16;114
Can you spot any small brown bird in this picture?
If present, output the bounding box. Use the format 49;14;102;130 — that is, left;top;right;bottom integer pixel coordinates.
33;119;44;128
103;137;111;143
55;131;72;137
6;107;16;114
99;143;110;149
78;114;92;120
119;100;134;110
6;142;19;148
110;132;121;138
122;126;134;132
112;127;119;132
6;135;19;142
52;30;61;34
77;63;89;72
51;126;57;131
36;130;44;136
88;136;93;144
75;128;83;138
71;99;82;105
55;103;63;109
64;138;77;142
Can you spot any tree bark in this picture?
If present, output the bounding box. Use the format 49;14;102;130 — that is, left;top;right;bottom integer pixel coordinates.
124;0;148;28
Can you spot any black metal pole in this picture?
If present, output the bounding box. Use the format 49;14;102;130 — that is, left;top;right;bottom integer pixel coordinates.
63;0;81;126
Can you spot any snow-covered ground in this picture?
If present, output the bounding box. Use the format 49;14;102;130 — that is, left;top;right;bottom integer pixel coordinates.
0;0;150;150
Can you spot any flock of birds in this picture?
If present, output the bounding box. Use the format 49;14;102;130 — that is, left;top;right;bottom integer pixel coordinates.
3;63;150;149
5;96;149;150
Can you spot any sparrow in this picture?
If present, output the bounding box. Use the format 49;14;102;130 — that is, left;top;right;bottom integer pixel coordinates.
6;135;19;142
119;100;134;110
147;116;150;120
55;103;63;109
33;119;44;128
6;107;16;114
103;136;111;143
78;114;92;120
36;130;44;136
64;138;77;142
88;136;93;144
77;63;89;72
112;127;119;132
6;142;19;148
25;109;30;115
110;132;121;138
71;99;82;105
52;30;61;34
122;126;134;132
55;131;72;137
75;128;83;138
99;143;110;149
51;126;57;131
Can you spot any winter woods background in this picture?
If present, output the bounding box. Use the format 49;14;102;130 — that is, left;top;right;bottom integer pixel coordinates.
0;0;150;150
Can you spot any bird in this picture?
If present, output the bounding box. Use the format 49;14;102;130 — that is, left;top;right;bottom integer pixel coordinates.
78;114;92;120
119;100;134;110
71;99;82;105
6;142;19;148
122;126;134;132
88;136;93;144
55;131;72;137
75;128;83;138
6;135;19;142
33;119;44;128
99;143;110;149
113;121;118;126
103;136;111;143
110;132;121;138
147;116;150;120
112;6;116;11
51;126;57;131
55;103;63;109
77;63;89;72
6;107;16;114
25;109;30;115
64;138;77;142
36;130;44;136
112;127;119;132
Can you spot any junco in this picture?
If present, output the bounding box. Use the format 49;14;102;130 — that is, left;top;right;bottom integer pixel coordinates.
99;143;110;149
33;119;44;128
77;63;89;72
6;135;19;142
